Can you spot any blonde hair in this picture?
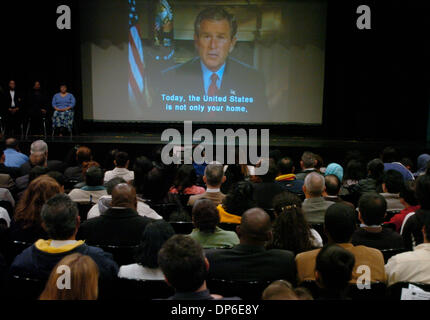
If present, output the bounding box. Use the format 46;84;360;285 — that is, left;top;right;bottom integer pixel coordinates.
39;253;99;300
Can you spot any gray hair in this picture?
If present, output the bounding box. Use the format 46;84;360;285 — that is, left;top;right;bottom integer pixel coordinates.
31;140;48;154
204;163;224;187
304;172;325;197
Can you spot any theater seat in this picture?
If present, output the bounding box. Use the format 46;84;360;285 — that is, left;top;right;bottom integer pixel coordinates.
206;278;273;300
92;244;139;266
148;203;178;220
5;240;33;265
4;275;45;300
387;282;430;300
169;221;194;234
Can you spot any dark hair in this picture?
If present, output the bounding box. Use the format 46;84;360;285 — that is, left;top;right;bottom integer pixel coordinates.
114;151;129;167
415;175;430;210
344;160;365;181
381;146;398;163
105;177;126;195
314;154;324;170
400;180;418;206
222;181;256;216
133;156;154;195
358;193;387;225
367;158;384;182
41;194;79;240
315;244;355;291
76;146;92;164
324;203;356;243
325;175;341;196
383;170;404;194
135;220;175;268
158;235;207;292
277;157;294;175
204;164;224;186
269;149;282;163
192;199;220;233
221;164;246;194
270;192;314;254
172;164;197;192
400;157;414;172
47;171;66;187
29;166;49;182
5;138;18;150
261;158;279;182
194;7;237;39
85;166;104;187
301;151;315;169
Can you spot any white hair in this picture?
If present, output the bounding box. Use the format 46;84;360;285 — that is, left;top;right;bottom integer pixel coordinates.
304;172;325;196
30;140;48;154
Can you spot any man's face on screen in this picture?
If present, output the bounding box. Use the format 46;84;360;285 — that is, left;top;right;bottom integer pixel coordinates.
194;19;237;72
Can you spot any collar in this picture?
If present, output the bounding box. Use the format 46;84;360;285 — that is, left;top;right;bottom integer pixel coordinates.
171;289;213;300
325;195;339;199
35;239;84;253
51;240;78;248
380;193;400;199
81;185;106;191
200;60;226;95
360;223;381;228
206;188;220;193
275;174;296;181
104;207;138;218
414;243;430;251
113;167;129;172
337;243;354;250
234;244;266;253
304;197;325;203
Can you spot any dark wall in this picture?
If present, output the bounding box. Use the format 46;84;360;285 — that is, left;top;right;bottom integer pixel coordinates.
1;0;429;141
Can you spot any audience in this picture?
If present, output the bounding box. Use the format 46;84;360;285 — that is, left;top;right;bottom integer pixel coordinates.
188;163;226;206
252;159;284;209
323;174;354;208
20;140;65;175
381;170;406;211
3;138;28;168
275;157;304;198
68;166;107;203
296;151;318;181
217;181;256;224
295;203;386;284
118;220;175;280
414;153;430;177
39;253;99;300
352;193;404;250
302;172;335;224
357;158;384;194
189;199;239;249
103;151;134;183
64;146;92;182
324;163;343;183
205;208;296;284
381;146;414;181
267;192;322;254
168;164;205;195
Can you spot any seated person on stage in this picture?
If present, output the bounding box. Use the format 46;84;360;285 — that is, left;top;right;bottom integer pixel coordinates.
64;146;93;182
275;157;304;198
3;138;28;168
87;177;162;220
266;192;323;255
158;234;240;300
217;180;256;224
380;169;406;211
296;152;319;181
302;172;335;224
352;193;404;250
205;208;296;285
3;80;24;136
323;174;355;208
314;244;355;300
103;151;134;183
68;165;107;203
189;198;239;249
118;220;175;281
188;163;226;207
52;84;76;136
168;164;205;195
381;146;414;181
252;159;284;209
10;194;118;282
385;212;430;286
295;203;387;284
19;140;65;176
384;180;420;233
9;176;61;243
77;183;152;246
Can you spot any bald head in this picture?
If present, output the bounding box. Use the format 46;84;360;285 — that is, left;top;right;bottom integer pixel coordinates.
30;151;47;167
238;208;272;244
304;172;325;197
111;183;137;209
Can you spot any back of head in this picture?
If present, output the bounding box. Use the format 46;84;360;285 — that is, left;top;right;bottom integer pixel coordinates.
239;208;272;244
5;138;18;150
204;163;224;187
367;158;384;181
223;180;256;216
192;198;220;233
105;177;126;195
41;194;79;240
85;166;104;187
301;151;315;169
31;140;48;155
39;253;99;300
277;157;294;175
76;146;92;164
383;169;404;194
262;280;297;300
174;164;197;191
358;193;387;225
132;156;154;194
416;175;430;210
114;151;129;168
158;235;207;292
111;183;136;208
304;172;325;197
47;171;66;189
324;203;356;243
261;158;278;182
344;160;365;181
29;166;49;182
381;146;398;163
136;220;175;268
82;161;100;177
315;244;355;291
324;175;341;196
400;180;418;206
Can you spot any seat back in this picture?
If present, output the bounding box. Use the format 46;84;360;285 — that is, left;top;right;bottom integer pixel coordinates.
387;282;430;300
380;248;407;263
148;203;178;221
112;278;174;300
5;240;33;265
76;202;94;222
92;244;139;266
169;221;194;234
207;279;272;300
5;275;45;300
347;282;387;300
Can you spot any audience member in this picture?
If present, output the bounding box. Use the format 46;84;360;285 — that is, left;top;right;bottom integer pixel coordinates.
302;172;335;224
3;80;24;136
103;151;134;183
217;181;256;224
10;194;118;281
275;157;304;198
26;81;49;136
324;163;343;182
189;199;239;248
118;220;175;280
296;151;318;181
295;203;386;284
158;234;239;300
315;244;355;300
381;169;406;211
3;138;28;168
267;192;323;254
252;159;285;209
205;208;296;284
414;153;430;177
19;140;65;175
357;158;384;194
168;164;205;194
262;280;313;300
46;171;66;193
382;146;414;181
15;153;48;195
9;176;61;243
323;174;354;208
0;149;20;178
352;193;404;250
68;166;107;203
188;163;226;206
64;146;92;182
39;253;99;300
77;183;152;246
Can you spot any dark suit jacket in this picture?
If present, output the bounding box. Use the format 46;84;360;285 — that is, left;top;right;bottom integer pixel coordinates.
19;160;66;176
161;57;269;122
77;207;153;246
4;90;23;109
205;244;296;285
252;182;284;209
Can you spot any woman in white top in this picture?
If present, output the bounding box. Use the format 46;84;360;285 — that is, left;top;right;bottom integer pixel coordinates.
118;220;175;281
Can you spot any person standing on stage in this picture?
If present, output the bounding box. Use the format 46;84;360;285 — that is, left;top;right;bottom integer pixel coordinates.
3;80;25;136
52;84;76;136
27;81;49;135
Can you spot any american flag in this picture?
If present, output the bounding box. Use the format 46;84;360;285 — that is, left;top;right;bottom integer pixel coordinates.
128;0;147;107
